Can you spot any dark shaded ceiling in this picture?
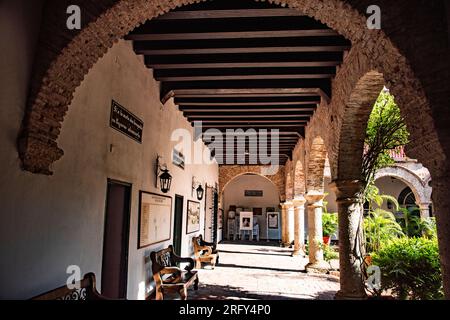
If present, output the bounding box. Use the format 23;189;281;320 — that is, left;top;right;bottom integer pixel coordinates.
126;0;351;165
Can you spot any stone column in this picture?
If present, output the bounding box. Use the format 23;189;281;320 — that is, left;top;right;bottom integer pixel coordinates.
418;203;431;220
281;203;288;246
292;196;307;257
330;180;367;300
287;203;295;245
432;176;450;299
305;192;329;272
281;202;293;247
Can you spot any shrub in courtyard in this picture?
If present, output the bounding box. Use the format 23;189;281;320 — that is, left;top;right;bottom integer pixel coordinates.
371;237;443;300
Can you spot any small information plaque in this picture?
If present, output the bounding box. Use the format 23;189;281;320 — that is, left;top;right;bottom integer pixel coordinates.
110;100;144;143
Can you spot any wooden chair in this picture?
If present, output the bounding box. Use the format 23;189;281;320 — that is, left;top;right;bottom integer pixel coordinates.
192;235;219;269
32;272;111;300
150;245;199;300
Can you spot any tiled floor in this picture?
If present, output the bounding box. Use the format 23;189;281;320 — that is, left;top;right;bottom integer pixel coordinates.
188;241;340;300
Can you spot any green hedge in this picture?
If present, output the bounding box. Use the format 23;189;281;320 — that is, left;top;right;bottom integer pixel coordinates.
371;237;443;300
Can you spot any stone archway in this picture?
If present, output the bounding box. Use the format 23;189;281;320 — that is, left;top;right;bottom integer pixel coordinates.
336;71;385;180
219;165;285;201
18;0;444;177
375;165;433;218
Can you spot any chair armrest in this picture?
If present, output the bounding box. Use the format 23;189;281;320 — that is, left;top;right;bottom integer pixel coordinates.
160;267;182;275
171;253;195;271
201;239;216;251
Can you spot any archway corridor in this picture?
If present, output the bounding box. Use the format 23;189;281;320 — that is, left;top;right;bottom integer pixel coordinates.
1;0;450;303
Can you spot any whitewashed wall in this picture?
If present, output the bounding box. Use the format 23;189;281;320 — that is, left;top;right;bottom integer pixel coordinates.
0;1;218;299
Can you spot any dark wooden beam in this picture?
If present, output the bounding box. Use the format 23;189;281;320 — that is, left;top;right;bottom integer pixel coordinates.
181;108;316;113
162;88;324;104
126;29;339;41
157;73;333;81
155;8;307;20
139;46;350;55
148;61;340;69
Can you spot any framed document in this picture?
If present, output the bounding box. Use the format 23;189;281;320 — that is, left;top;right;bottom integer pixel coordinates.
138;191;172;249
186;200;201;234
240;211;253;231
267;212;279;229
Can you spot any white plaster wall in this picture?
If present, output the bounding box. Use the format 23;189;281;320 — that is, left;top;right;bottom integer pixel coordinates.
222;174;280;239
0;2;218;299
375;176;410;211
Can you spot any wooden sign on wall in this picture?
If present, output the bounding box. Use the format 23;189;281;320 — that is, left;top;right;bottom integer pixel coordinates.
244;190;263;197
110;100;144;143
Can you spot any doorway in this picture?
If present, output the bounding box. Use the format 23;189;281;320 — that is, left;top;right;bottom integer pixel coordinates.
101;179;131;299
173;195;184;256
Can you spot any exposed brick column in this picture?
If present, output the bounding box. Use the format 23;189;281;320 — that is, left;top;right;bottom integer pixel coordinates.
330;180;367;300
432;175;450;299
292;196;307;257
305;192;329;273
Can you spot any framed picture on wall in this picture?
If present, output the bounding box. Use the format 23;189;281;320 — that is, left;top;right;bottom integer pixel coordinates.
267;212;279;229
240;211;253;231
186;200;201;234
138;191;172;249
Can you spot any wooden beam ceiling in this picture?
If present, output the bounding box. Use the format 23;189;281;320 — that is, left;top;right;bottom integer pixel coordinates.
126;0;350;165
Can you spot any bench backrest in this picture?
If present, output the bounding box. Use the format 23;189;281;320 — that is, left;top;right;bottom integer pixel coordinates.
32;272;103;300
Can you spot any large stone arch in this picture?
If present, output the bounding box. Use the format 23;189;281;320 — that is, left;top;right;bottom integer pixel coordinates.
375;165;433;206
219;165;285;201
18;0;445;176
335;71;385;180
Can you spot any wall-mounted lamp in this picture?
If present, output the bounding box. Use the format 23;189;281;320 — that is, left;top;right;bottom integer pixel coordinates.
192;176;204;201
155;155;172;194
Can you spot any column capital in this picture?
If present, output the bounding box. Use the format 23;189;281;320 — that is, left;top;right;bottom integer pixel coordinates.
281;201;293;209
330;180;364;204
292;196;307;207
305;191;325;205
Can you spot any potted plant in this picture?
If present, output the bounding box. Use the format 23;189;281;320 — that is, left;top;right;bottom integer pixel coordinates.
322;213;338;245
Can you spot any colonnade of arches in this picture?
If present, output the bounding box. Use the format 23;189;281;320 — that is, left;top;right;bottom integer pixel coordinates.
19;0;450;299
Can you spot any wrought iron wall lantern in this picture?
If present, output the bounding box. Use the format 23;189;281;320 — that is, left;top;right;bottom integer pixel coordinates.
155;155;172;194
192;176;204;201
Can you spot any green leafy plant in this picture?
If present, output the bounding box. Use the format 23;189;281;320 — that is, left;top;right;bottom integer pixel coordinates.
371;237;443;300
364;185;404;253
362;90;410;194
364;208;404;253
322;213;338;237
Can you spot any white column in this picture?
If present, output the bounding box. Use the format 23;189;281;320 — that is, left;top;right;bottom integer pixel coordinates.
292;196;306;257
305;192;329;273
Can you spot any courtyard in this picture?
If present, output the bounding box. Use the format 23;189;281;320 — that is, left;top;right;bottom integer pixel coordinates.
189;242;339;300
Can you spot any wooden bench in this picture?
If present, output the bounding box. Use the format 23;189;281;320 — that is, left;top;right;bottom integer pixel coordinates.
192;235;219;269
150;245;199;300
32;272;111;300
